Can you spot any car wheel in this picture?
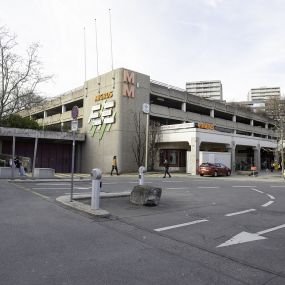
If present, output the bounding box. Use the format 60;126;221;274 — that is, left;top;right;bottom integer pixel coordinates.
200;174;204;176
213;171;218;177
227;171;231;176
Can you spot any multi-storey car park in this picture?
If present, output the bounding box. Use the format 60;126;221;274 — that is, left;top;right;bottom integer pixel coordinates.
1;68;277;175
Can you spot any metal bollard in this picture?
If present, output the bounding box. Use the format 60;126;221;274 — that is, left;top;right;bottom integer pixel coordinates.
139;166;146;185
91;168;102;210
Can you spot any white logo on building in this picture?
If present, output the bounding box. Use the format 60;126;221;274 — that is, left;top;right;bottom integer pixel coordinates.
88;100;116;140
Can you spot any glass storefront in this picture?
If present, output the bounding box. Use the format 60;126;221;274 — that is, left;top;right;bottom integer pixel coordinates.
159;149;186;167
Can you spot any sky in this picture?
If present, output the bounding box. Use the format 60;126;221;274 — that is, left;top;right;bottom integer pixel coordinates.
1;0;285;102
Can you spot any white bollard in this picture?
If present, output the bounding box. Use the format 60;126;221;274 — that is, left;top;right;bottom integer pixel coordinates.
91;168;102;210
139;166;146;185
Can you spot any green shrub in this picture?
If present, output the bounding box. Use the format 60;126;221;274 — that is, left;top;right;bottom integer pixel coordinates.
0;159;6;167
0;114;41;130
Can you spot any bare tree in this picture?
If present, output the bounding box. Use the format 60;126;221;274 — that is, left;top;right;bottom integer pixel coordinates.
265;96;285;174
148;120;161;171
0;26;51;119
131;111;145;168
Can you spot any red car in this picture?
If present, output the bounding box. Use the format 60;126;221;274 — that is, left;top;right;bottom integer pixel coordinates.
199;162;231;177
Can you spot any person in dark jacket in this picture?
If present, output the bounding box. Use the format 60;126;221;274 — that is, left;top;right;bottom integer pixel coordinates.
14;156;25;176
163;159;171;178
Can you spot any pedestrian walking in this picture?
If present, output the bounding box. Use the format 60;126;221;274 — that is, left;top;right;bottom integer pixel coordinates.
14;156;26;176
163;159;171;178
110;155;119;176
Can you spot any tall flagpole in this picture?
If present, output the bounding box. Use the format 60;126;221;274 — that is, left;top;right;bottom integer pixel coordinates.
94;19;99;77
84;27;87;82
109;8;114;71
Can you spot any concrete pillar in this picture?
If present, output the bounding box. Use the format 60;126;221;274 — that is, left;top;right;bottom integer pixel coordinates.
181;102;186;112
254;145;261;171
44;110;47;118
265;123;268;129
232;115;236;122
190;137;200;175
250;119;254;126
210;109;214;118
229;142;236;172
62;105;66;113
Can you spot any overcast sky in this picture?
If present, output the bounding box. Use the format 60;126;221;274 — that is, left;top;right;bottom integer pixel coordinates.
1;0;285;102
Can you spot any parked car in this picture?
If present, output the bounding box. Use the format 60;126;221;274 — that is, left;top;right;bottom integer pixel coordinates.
199;162;231;177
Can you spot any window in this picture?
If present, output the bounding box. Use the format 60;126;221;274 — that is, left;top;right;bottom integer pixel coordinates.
159;149;186;167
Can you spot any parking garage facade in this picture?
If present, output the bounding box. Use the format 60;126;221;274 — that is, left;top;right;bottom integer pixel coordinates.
16;68;277;174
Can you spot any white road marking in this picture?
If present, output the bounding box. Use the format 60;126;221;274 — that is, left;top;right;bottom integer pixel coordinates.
36;183;70;186
262;201;274;207
167;188;190;190
225;209;256;217
76;187;91;190
198;186;219;189
32;187;70;190
258;224;285;235
232;186;256;188
217;224;285;247
250;188;264;194
154;219;208;232
33;187;89;190
267;194;275;200
65;192;88;195
104;182;137;184
162;181;185;183
270;185;285;188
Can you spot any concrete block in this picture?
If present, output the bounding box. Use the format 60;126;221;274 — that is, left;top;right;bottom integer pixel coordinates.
0;167;20;178
130;185;162;206
34;168;55;178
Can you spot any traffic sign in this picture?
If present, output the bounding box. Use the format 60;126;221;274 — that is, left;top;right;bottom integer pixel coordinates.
71;120;78;132
72;106;79;119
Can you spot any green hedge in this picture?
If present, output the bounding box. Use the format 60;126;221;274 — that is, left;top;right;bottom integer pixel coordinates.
0;114;41;130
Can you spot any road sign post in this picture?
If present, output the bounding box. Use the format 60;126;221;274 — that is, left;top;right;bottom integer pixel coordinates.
70;106;79;202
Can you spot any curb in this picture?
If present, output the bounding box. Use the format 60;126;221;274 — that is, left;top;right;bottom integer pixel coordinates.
56;191;131;218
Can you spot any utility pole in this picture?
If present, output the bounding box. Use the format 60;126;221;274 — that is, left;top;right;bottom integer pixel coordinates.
143;103;150;170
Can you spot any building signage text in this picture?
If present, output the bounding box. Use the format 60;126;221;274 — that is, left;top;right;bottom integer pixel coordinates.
95;91;113;102
197;122;214;130
123;69;135;98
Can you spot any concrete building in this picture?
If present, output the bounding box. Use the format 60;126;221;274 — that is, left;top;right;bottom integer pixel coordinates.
247;87;281;101
15;68;277;175
228;100;266;114
186;80;223;101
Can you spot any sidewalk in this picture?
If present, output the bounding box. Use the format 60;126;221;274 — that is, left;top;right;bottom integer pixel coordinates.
7;170;285;182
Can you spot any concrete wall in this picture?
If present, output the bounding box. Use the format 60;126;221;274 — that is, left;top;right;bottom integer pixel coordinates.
81;68;150;173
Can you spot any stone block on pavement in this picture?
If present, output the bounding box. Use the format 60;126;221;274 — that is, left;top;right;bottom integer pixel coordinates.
130;185;162;206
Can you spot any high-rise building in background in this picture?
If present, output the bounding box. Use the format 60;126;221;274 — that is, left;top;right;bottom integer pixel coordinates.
186;80;223;101
247;87;281;101
232;86;281;113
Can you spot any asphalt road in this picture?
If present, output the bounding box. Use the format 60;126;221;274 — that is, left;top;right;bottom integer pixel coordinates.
1;175;285;284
